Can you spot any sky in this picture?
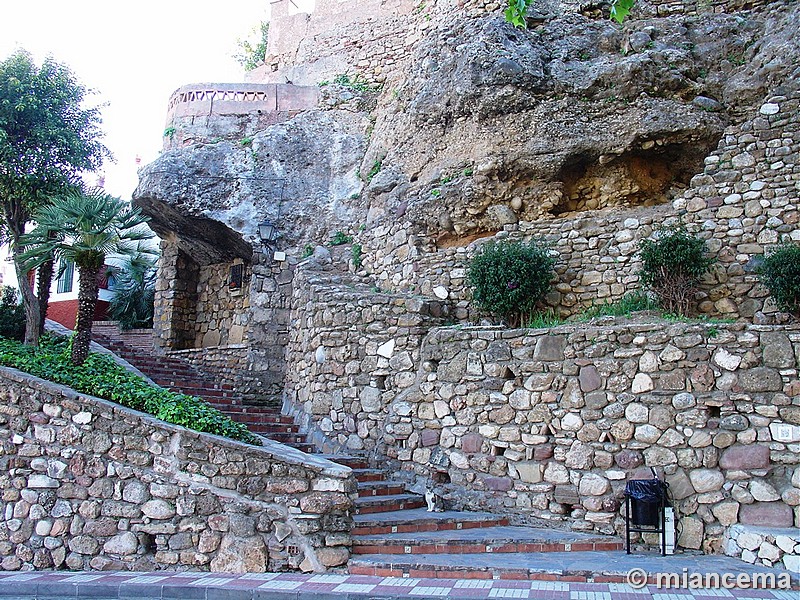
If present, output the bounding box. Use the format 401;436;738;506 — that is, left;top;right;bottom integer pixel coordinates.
0;1;271;200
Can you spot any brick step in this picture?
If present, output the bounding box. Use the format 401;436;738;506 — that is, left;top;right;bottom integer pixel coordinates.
355;494;426;514
348;551;796;584
319;455;370;470
353;508;509;535
250;432;307;444
352;526;623;555
352;469;388;483
357;481;407;498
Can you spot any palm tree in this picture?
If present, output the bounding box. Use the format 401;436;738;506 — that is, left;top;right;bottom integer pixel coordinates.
107;251;158;330
21;188;153;365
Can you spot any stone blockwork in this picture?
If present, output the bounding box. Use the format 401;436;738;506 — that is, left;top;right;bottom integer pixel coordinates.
154;242;293;405
392;321;800;552
194;261;250;348
287;308;800;554
357;91;799;322
0;367;355;573
283;263;449;454
724;524;800;573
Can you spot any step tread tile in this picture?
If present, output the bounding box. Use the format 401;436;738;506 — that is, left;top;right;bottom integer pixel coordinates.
353;525;622;546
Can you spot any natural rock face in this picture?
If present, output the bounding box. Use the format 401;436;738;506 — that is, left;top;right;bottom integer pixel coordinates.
134;110;370;256
362;6;799;234
0;368;355;573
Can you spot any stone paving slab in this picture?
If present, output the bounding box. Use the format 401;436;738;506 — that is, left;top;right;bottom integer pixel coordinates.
0;569;795;600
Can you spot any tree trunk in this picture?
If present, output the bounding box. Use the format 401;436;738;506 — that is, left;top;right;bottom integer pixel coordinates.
10;240;41;348
36;257;54;337
71;264;101;365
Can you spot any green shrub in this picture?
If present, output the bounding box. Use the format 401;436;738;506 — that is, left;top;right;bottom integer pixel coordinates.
0;334;260;445
0;286;25;341
351;243;363;269
108;255;157;331
330;231;353;246
759;242;800;316
468;239;556;327
638;225;713;316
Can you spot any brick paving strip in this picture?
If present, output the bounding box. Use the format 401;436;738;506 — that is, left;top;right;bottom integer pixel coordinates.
0;571;796;600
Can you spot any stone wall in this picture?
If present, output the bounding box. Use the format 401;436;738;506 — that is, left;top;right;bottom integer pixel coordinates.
283;264;448;453
153;241;199;351
358;91;799;322
387;320;800;557
194;261;250;348
155;243;292;405
0;367;355;573
724;523;800;572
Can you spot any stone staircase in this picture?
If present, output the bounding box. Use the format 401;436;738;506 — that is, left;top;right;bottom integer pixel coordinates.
91;323;628;581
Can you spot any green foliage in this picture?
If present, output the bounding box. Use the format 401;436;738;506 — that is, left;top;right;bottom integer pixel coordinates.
431;189;441;197
239;137;253;146
759;242;800;316
234;21;269;71
525;309;564;329
20;189;155;364
638;225;713;316
108;253;158;330
579;291;659;321
504;0;532;28
332;73;376;93
0;334;260;444
505;0;636;27
610;0;637;23
0;49;109;345
367;159;382;182
0;286;25;341
351;243;363;270
301;245;314;259
330;231;353;246
163;126;176;138
468;239;556;327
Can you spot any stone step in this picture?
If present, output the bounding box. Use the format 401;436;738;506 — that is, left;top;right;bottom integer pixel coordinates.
357;481;407;498
351;468;386;483
353;508;510;535
348;550;798;583
355;494;426;514
321;455;370;470
352;525;623;555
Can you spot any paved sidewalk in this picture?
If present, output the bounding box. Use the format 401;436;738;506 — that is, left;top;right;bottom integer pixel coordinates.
0;570;796;600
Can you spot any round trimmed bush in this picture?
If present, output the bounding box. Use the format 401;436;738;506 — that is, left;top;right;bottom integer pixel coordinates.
638;225;713;316
759;242;800;316
468;238;556;327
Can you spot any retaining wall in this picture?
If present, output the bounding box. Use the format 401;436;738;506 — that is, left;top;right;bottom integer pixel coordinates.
0;367;355;573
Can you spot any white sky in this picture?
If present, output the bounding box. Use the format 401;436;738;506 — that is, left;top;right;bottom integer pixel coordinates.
0;1;271;200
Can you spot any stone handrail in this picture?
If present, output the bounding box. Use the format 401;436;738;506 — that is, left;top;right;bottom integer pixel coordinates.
165;83;319;123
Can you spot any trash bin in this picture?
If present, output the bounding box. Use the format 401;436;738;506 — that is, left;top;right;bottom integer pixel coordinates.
624;470;669;555
625;478;666;527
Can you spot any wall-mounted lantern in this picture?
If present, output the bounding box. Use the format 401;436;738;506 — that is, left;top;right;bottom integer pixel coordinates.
258;219;278;246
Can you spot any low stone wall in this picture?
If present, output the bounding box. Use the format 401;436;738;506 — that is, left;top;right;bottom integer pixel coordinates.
0;367;355;573
358;92;799;322
724;524;800;573
385;320;799;556
283;265;448;453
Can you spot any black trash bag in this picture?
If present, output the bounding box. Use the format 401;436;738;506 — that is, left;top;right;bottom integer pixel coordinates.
625;471;668;527
624;478;666;504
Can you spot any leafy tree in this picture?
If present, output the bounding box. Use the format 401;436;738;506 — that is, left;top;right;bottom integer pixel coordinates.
234;21;270;71
468;238;556;327
108;251;159;330
0;49;108;346
0;285;25;341
759;242;800;317
20;189;153;365
638;225;713;317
